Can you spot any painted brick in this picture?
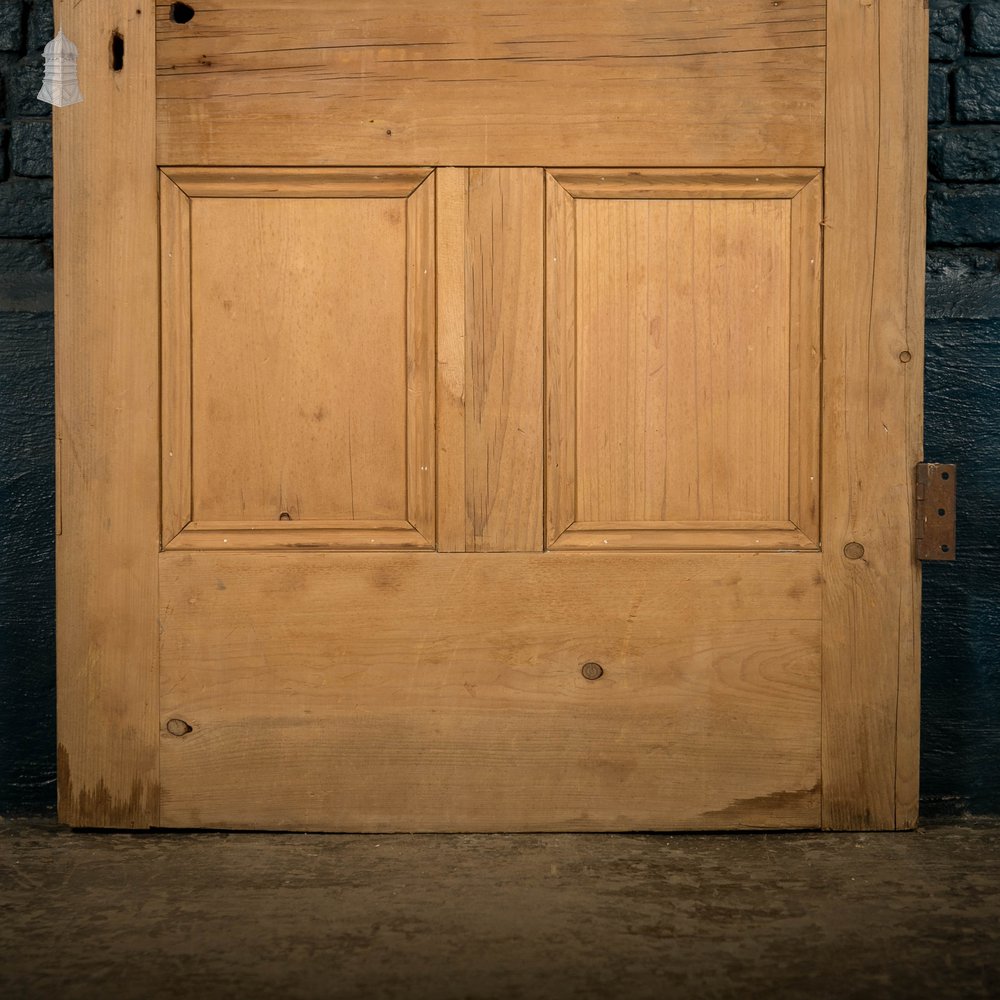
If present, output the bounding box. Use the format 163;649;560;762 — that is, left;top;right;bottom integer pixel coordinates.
0;308;55;816
0;271;52;311
0;177;51;237
3;55;49;117
27;1;52;52
923;317;1000;815
954;59;1000;122
930;2;965;62
0;238;50;270
926;249;1000;318
928;184;1000;244
11;118;51;176
929;64;950;125
0;2;23;53
925;318;1000;541
970;3;1000;54
929;127;1000;181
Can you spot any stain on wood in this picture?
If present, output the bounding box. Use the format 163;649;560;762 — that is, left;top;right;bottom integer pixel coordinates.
58;742;159;829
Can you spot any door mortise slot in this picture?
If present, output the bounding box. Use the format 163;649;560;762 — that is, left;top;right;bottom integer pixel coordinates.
111;32;124;72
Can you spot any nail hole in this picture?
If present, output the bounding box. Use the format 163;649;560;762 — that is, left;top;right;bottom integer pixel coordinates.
941;545;950;553
581;662;604;681
279;511;292;521
941;472;950;480
171;2;195;24
938;508;946;517
166;718;193;737
111;32;124;71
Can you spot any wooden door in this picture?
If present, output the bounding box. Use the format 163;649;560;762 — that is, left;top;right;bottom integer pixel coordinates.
55;1;928;831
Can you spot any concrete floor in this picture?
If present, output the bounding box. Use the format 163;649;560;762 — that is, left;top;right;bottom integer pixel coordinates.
1;819;998;1000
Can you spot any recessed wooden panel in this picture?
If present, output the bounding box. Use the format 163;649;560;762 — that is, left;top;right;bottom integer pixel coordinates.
160;168;436;550
159;551;822;832
546;170;822;551
154;0;825;167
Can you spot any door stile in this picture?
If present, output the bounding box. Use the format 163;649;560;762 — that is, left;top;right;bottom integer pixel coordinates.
55;1;160;827
821;0;928;830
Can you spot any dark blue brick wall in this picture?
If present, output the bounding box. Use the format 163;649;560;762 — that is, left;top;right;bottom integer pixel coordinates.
0;2;997;818
0;0;54;815
924;0;1000;818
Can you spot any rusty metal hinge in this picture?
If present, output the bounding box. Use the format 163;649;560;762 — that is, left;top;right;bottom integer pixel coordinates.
916;462;956;561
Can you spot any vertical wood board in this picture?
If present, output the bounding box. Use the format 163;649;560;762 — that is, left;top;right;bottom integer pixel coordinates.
821;0;927;830
55;1;160;827
464;169;544;552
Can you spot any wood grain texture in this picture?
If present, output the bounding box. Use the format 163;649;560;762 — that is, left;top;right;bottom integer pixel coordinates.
154;0;826;167
434;168;468;552
164;521;432;551
821;0;927;830
552;170;819;200
464;169;544;552
545;174;577;545
553;526;817;552
406;175;437;542
160;174;192;545
788;173;823;543
159;170;436;550
190;196;407;522
163;168;430;198
546;171;821;551
55;1;159;827
575;197;790;523
159;551;822;832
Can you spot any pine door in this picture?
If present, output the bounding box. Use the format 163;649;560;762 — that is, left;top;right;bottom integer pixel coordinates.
55;1;928;830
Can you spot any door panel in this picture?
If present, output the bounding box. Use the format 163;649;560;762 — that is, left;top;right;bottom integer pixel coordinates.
154;0;826;168
160;169;437;550
546;170;822;550
160;551;821;832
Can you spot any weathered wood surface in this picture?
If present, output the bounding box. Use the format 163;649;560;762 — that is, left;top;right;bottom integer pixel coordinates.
546;170;821;551
159;168;436;550
160;552;822;832
821;0;927;830
55;1;160;827
155;0;826;167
